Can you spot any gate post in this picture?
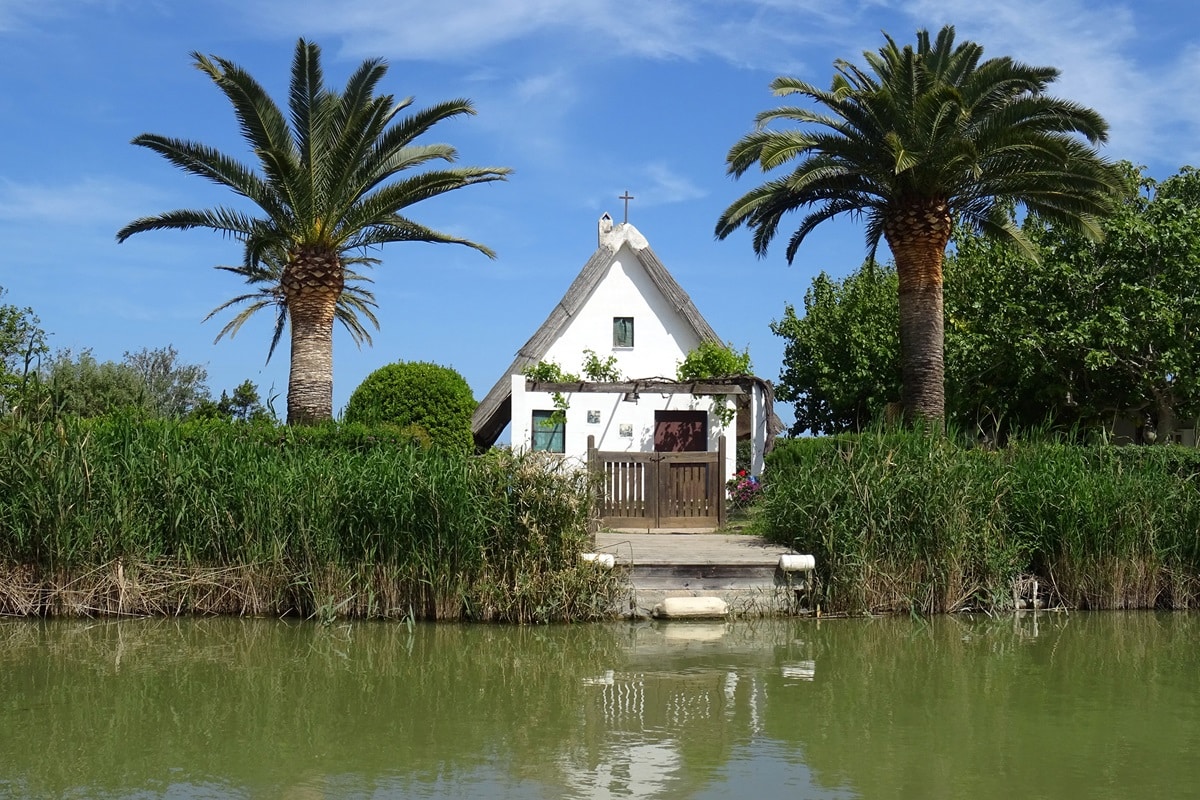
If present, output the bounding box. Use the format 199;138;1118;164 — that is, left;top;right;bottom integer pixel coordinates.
717;435;727;527
587;435;599;535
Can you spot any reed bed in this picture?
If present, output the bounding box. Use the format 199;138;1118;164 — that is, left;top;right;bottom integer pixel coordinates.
0;416;625;622
763;432;1200;615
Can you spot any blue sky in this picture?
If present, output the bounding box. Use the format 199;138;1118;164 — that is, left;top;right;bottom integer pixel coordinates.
2;0;1199;427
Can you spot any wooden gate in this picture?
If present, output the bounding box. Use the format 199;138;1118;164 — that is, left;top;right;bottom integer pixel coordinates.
588;436;726;528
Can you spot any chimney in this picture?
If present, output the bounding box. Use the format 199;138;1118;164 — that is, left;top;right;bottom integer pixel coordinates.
598;212;613;247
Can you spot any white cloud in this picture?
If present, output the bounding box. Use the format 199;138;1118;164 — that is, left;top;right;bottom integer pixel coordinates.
232;0;868;70
0;0;146;34
0;0;50;32
0;176;163;227
894;0;1200;169
513;69;572;105
638;163;708;206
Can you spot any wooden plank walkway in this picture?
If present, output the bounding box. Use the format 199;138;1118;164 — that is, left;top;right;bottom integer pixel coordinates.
593;531;791;567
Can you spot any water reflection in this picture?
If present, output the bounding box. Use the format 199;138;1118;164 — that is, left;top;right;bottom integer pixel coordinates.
1;613;1198;798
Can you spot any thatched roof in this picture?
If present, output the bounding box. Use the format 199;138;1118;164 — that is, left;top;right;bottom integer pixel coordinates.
472;217;723;450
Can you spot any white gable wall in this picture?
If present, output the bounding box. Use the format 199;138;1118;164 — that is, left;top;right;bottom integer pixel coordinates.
509;239;737;476
541;241;703;378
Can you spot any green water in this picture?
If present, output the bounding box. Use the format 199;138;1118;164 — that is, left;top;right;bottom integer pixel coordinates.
1;613;1197;799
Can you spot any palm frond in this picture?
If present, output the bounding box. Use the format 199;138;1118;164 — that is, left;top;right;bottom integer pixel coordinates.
718;23;1119;266
117;207;262;242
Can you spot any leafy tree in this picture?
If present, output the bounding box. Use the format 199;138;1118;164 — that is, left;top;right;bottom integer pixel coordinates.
40;350;149;418
776;165;1200;441
343;361;476;451
123;345;209;418
716;24;1121;425
771;266;899;435
190;379;275;423
38;347;210;419
1005;165;1200;438
117;39;511;425
0;287;49;413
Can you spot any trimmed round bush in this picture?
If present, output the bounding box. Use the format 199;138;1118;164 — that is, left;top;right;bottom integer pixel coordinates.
343;361;476;451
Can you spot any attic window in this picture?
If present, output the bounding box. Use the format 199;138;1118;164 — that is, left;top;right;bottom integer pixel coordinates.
613;317;634;348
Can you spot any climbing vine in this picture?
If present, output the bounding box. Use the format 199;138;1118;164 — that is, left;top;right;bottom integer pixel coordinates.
676;341;752;427
522;359;576;425
523;350;626;427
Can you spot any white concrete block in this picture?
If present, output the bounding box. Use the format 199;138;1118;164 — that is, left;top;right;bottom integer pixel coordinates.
778;554;816;572
651;596;728;619
580;553;616;568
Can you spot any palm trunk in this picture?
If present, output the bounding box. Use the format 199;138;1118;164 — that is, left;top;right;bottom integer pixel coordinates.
884;199;952;426
282;249;344;425
1153;384;1176;444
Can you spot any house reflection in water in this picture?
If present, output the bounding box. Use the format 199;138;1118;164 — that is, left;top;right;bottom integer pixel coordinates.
558;622;817;798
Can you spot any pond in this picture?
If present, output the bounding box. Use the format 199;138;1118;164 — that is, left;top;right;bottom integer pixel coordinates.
2;612;1197;798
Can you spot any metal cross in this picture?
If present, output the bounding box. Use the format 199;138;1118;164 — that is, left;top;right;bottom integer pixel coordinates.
619;191;634;223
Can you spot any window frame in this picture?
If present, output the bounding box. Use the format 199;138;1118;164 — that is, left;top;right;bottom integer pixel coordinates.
531;409;566;453
612;316;635;348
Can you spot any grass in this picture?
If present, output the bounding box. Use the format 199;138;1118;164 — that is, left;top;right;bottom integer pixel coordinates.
0;414;627;622
720;503;765;535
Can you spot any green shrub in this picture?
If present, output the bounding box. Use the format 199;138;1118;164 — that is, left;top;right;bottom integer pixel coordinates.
343;361;476;451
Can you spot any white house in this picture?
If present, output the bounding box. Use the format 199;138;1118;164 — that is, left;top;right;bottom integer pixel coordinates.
472;214;782;480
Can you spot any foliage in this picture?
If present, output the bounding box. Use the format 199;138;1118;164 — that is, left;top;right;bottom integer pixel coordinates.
716;24;1121;423
726;469;762;509
122;346;210;418
190;379;275;423
28;347;207;419
676;341;752;428
945;163;1200;439
772;265;899;435
0;287;49;414
31;346;210;420
0;416;620;622
522;359;577;424
675;340;752;381
343;361;476;451
117;38;511;425
581;349;621;382
774;164;1200;440
522;359;578;383
762;432;1200;615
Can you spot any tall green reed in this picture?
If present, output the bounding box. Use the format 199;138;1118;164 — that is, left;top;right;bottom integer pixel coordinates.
0;415;622;621
762;430;1200;614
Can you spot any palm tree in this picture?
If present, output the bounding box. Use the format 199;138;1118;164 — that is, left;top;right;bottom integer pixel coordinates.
716;25;1121;423
118;38;511;424
206;248;381;368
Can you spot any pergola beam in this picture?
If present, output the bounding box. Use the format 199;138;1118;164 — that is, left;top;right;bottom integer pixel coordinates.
526;379;746;395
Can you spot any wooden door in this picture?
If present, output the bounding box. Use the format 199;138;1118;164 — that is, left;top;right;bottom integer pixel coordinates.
654;410;707;452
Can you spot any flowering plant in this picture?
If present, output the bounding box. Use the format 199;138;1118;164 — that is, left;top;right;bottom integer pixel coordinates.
726;469;762;508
